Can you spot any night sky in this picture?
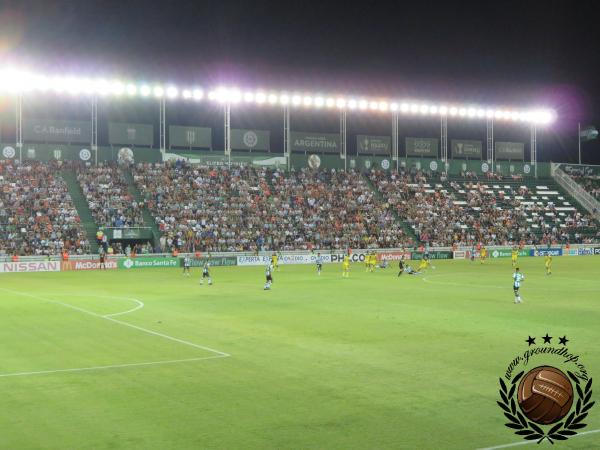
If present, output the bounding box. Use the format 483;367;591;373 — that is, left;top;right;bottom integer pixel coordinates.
1;0;599;163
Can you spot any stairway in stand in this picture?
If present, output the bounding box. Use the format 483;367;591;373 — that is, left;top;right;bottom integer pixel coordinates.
60;169;99;253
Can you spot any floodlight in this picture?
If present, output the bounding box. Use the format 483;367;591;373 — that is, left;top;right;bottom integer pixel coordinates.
292;95;302;106
494;110;503;119
486;109;494;119
336;98;347;109
140;85;151;97
166;86;178;99
229;88;241;103
303;96;313;106
279;94;290;105
326;97;335;108
111;81;125;96
458;108;467;117
358;100;368;110
410;104;419;113
390;102;398;111
379;102;388;112
126;84;137;96
255;92;267;104
314;96;324;107
182;89;192;99
400;103;410;113
268;93;278;104
467;108;476;118
476;109;485;118
419;105;429;114
153;86;164;98
348;99;358;109
439;105;448;115
192;89;203;100
429;105;438;115
369;101;378;110
244;92;254;102
449;107;458;116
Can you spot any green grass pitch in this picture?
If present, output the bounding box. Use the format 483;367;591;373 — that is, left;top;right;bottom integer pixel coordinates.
1;257;599;449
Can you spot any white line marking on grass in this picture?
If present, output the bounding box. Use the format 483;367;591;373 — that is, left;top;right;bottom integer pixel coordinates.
476;428;600;450
0;288;230;358
42;293;145;317
0;355;227;378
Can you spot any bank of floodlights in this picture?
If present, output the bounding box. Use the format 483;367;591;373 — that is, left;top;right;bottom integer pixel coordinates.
0;67;555;124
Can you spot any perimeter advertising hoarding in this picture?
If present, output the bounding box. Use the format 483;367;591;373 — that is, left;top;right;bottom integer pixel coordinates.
291;132;340;153
495;141;525;160
118;257;179;269
0;261;61;273
489;248;529;258
530;248;563;257
181;256;237;267
24;119;91;143
231;129;270;151
410;251;453;260
169;126;212;148
109;123;154;146
357;135;391;155
451;140;482;158
405;137;438;157
237;254;336;266
61;259;118;271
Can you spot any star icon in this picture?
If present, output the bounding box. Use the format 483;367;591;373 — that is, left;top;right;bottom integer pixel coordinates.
526;336;536;346
542;333;552;344
559;336;569;346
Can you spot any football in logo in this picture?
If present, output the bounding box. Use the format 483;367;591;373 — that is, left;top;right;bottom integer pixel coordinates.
381;159;390;170
429;160;438;171
2;146;16;159
243;131;258;148
308;154;321;169
79;149;92;161
518;366;573;424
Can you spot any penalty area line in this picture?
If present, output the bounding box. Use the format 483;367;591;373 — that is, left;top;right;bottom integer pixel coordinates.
0;355;228;378
0;287;230;358
476;428;600;450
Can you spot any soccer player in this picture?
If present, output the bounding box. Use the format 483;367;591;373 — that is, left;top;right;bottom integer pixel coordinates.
511;247;519;267
264;264;273;290
271;253;279;271
364;253;370;272
369;253;376;272
99;250;106;270
316;253;323;275
200;261;212;285
342;255;350;278
513;267;524;303
417;254;431;272
480;246;487;264
397;258;405;277
545;254;552;275
183;255;191;276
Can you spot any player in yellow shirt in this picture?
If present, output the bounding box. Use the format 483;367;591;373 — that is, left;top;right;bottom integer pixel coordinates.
480;246;487;264
369;253;376;272
364;254;371;272
511;247;518;267
342;255;351;278
271;253;279;271
544;254;552;275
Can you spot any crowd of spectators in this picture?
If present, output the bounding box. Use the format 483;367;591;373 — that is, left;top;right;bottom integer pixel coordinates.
77;163;144;228
571;174;600;200
369;168;596;247
0;160;90;256
134;161;410;252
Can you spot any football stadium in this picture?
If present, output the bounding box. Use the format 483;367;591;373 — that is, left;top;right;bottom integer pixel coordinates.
1;4;600;450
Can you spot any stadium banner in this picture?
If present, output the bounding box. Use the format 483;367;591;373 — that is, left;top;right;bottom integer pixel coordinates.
169;126;212;149
109;123;154;146
410;251;453;260
181;256;237;267
231;129;270;151
108;228;154;240
330;252;371;263
118;257;179;269
451;140;482;159
594;247;600;255
61;259;118;271
291;132;340;153
489;248;529;258
23;119;92;143
530;248;563;257
495;141;525;160
405;137;438;157
559;163;600;177
357;135;391;155
0;261;61;273
377;251;412;261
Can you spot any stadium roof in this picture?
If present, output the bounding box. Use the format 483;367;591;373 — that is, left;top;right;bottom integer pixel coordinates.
0;67;555;125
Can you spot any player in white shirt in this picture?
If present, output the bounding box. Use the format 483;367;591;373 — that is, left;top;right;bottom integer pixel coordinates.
316;253;323;275
200;261;212;285
264;264;273;290
513;268;524;303
183;256;191;276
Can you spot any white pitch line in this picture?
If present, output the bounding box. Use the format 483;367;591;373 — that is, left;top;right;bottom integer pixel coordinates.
39;293;145;318
0;288;230;357
0;355;227;378
476;428;600;450
104;299;145;317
